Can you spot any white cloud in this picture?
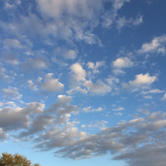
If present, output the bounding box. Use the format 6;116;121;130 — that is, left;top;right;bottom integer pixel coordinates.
2;52;19;65
129;73;156;86
70;63;86;82
112;57;133;75
141;89;165;95
143;95;153;99
5;101;17;108
162;93;166;100
83;80;111;94
82;106;92;113
39;73;64;92
138;35;166;54
22;55;50;70
83;106;104;113
27;80;38;91
123;73;157;91
116;15;143;31
87;61;105;74
0;128;8;141
0;102;3;107
3;38;23;49
0;102;44;131
2;87;22;100
53;48;78;60
92;107;103;112
112;57;133;69
87;120;108;129
137;108;150;115
113;107;124;111
116;16;131;31
133;15;143;25
0;66;10;81
67;86;88;95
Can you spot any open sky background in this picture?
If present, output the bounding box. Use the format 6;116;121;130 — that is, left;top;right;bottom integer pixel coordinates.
0;0;166;166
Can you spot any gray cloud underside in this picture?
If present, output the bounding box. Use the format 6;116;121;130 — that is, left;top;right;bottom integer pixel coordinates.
1;96;166;166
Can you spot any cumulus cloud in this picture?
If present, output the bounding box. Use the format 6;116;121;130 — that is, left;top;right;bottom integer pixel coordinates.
33;113;164;162
128;73;156;86
39;73;64;92
82;106;104;113
70;63;86;82
18;114;54;138
0;102;3;107
3;38;23;49
67;86;88;95
141;89;165;95
112;57;133;68
0;102;44;131
0;66;10;81
0;128;8;141
122;73;157;91
2;87;22;100
143;95;152;99
22;55;49;70
27;80;38;91
113;107;124;111
46;95;79;125
137;108;150;115
0;0;135;45
1;52;19;65
112;57;133;74
138;35;166;54
162;93;166;100
86;120;108;129
87;61;105;74
53;48;78;60
83;80;111;95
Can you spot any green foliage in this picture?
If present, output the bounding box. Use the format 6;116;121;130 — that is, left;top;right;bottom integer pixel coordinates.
0;153;41;166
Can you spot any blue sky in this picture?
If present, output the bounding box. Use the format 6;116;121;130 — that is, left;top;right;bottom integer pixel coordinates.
0;0;166;166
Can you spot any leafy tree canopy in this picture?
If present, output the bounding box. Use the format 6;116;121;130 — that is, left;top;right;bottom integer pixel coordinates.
0;153;41;166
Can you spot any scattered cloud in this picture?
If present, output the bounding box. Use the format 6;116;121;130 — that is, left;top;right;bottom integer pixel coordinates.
162;93;166;100
112;57;133;74
83;106;104;113
38;73;64;92
27;80;38;91
3;38;23;49
84;80;111;95
2;87;22;100
113;107;125;111
122;73;157;91
22;55;49;70
143;95;153;99
87;61;105;74
1;52;19;65
141;89;165;95
70;63;86;82
137;108;150;115
53;48;78;60
0;66;10;81
138;35;166;54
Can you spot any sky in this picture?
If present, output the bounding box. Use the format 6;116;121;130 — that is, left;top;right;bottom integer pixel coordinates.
0;0;166;166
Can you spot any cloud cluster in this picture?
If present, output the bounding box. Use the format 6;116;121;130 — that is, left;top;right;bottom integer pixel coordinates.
112;57;133;75
122;73;157;91
2;87;22;100
30;111;166;166
38;73;64;92
138;35;166;55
